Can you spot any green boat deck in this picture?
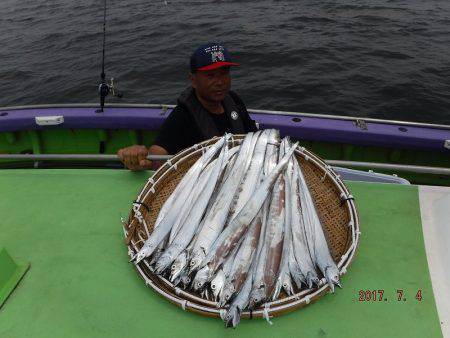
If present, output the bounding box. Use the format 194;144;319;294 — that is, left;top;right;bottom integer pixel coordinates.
0;169;443;337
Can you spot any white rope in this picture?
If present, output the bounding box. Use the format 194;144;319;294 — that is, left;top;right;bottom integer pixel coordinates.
132;203;151;238
127;247;134;258
132;204;145;223
219;309;227;321
304;295;311;304
263;304;273;325
181;299;187;311
149;187;155;194
174;287;182;295
340;266;347;275
134;212;144;224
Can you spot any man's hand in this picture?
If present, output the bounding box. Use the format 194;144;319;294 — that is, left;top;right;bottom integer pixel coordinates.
117;145;152;171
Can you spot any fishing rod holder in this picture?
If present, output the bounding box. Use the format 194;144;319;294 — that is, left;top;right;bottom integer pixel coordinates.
107;78;123;98
96;77;123;113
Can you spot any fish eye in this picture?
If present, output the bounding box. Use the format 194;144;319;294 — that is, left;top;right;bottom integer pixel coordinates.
171;264;176;270
211;284;216;290
190;261;195;266
225;294;230;300
283;283;288;288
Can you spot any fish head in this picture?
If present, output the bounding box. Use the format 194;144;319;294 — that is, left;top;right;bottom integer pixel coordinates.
325;265;341;293
290;271;305;289
282;278;294;296
248;283;265;309
306;271;320;289
154;252;173;274
134;239;158;264
188;251;205;274
219;283;235;307
201;288;211;300
210;270;225;301
181;274;191;288
225;305;242;328
292;276;303;289
169;252;187;282
129;253;137;262
134;246;151;264
172;274;182;286
192;266;210;291
272;281;282;301
149;251;160;266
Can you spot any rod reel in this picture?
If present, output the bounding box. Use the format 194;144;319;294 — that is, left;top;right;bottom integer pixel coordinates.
96;77;123;113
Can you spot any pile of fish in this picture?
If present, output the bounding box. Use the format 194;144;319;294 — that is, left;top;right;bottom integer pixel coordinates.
131;129;341;327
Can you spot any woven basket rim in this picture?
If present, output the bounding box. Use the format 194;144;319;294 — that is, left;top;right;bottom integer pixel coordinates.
124;135;360;318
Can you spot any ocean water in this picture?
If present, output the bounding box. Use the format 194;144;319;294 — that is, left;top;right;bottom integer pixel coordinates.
1;0;449;124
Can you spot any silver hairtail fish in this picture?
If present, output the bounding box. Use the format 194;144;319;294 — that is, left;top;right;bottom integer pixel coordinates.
133;134;230;264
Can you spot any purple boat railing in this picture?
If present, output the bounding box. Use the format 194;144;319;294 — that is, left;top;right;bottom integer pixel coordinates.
0;103;449;152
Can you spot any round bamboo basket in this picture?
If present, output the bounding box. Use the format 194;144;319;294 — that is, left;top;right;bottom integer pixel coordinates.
123;134;360;320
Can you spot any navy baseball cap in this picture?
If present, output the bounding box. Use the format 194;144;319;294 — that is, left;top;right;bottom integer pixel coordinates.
190;43;240;72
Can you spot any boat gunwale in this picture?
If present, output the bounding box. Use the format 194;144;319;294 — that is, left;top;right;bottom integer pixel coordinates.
1;103;450;131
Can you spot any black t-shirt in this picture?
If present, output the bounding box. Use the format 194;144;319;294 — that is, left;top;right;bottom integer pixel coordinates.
154;92;258;154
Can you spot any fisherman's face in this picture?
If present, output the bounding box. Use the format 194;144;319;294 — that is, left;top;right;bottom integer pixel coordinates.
190;67;231;104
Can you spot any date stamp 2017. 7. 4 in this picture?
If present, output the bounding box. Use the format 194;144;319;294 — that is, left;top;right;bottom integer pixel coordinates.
357;289;423;302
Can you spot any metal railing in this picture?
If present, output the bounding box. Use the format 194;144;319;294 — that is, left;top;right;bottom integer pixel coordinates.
0;154;448;176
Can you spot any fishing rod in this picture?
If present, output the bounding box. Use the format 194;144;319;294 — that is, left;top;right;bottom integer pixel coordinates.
96;0;123;113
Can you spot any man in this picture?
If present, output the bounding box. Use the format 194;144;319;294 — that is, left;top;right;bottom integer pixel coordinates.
118;43;258;170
